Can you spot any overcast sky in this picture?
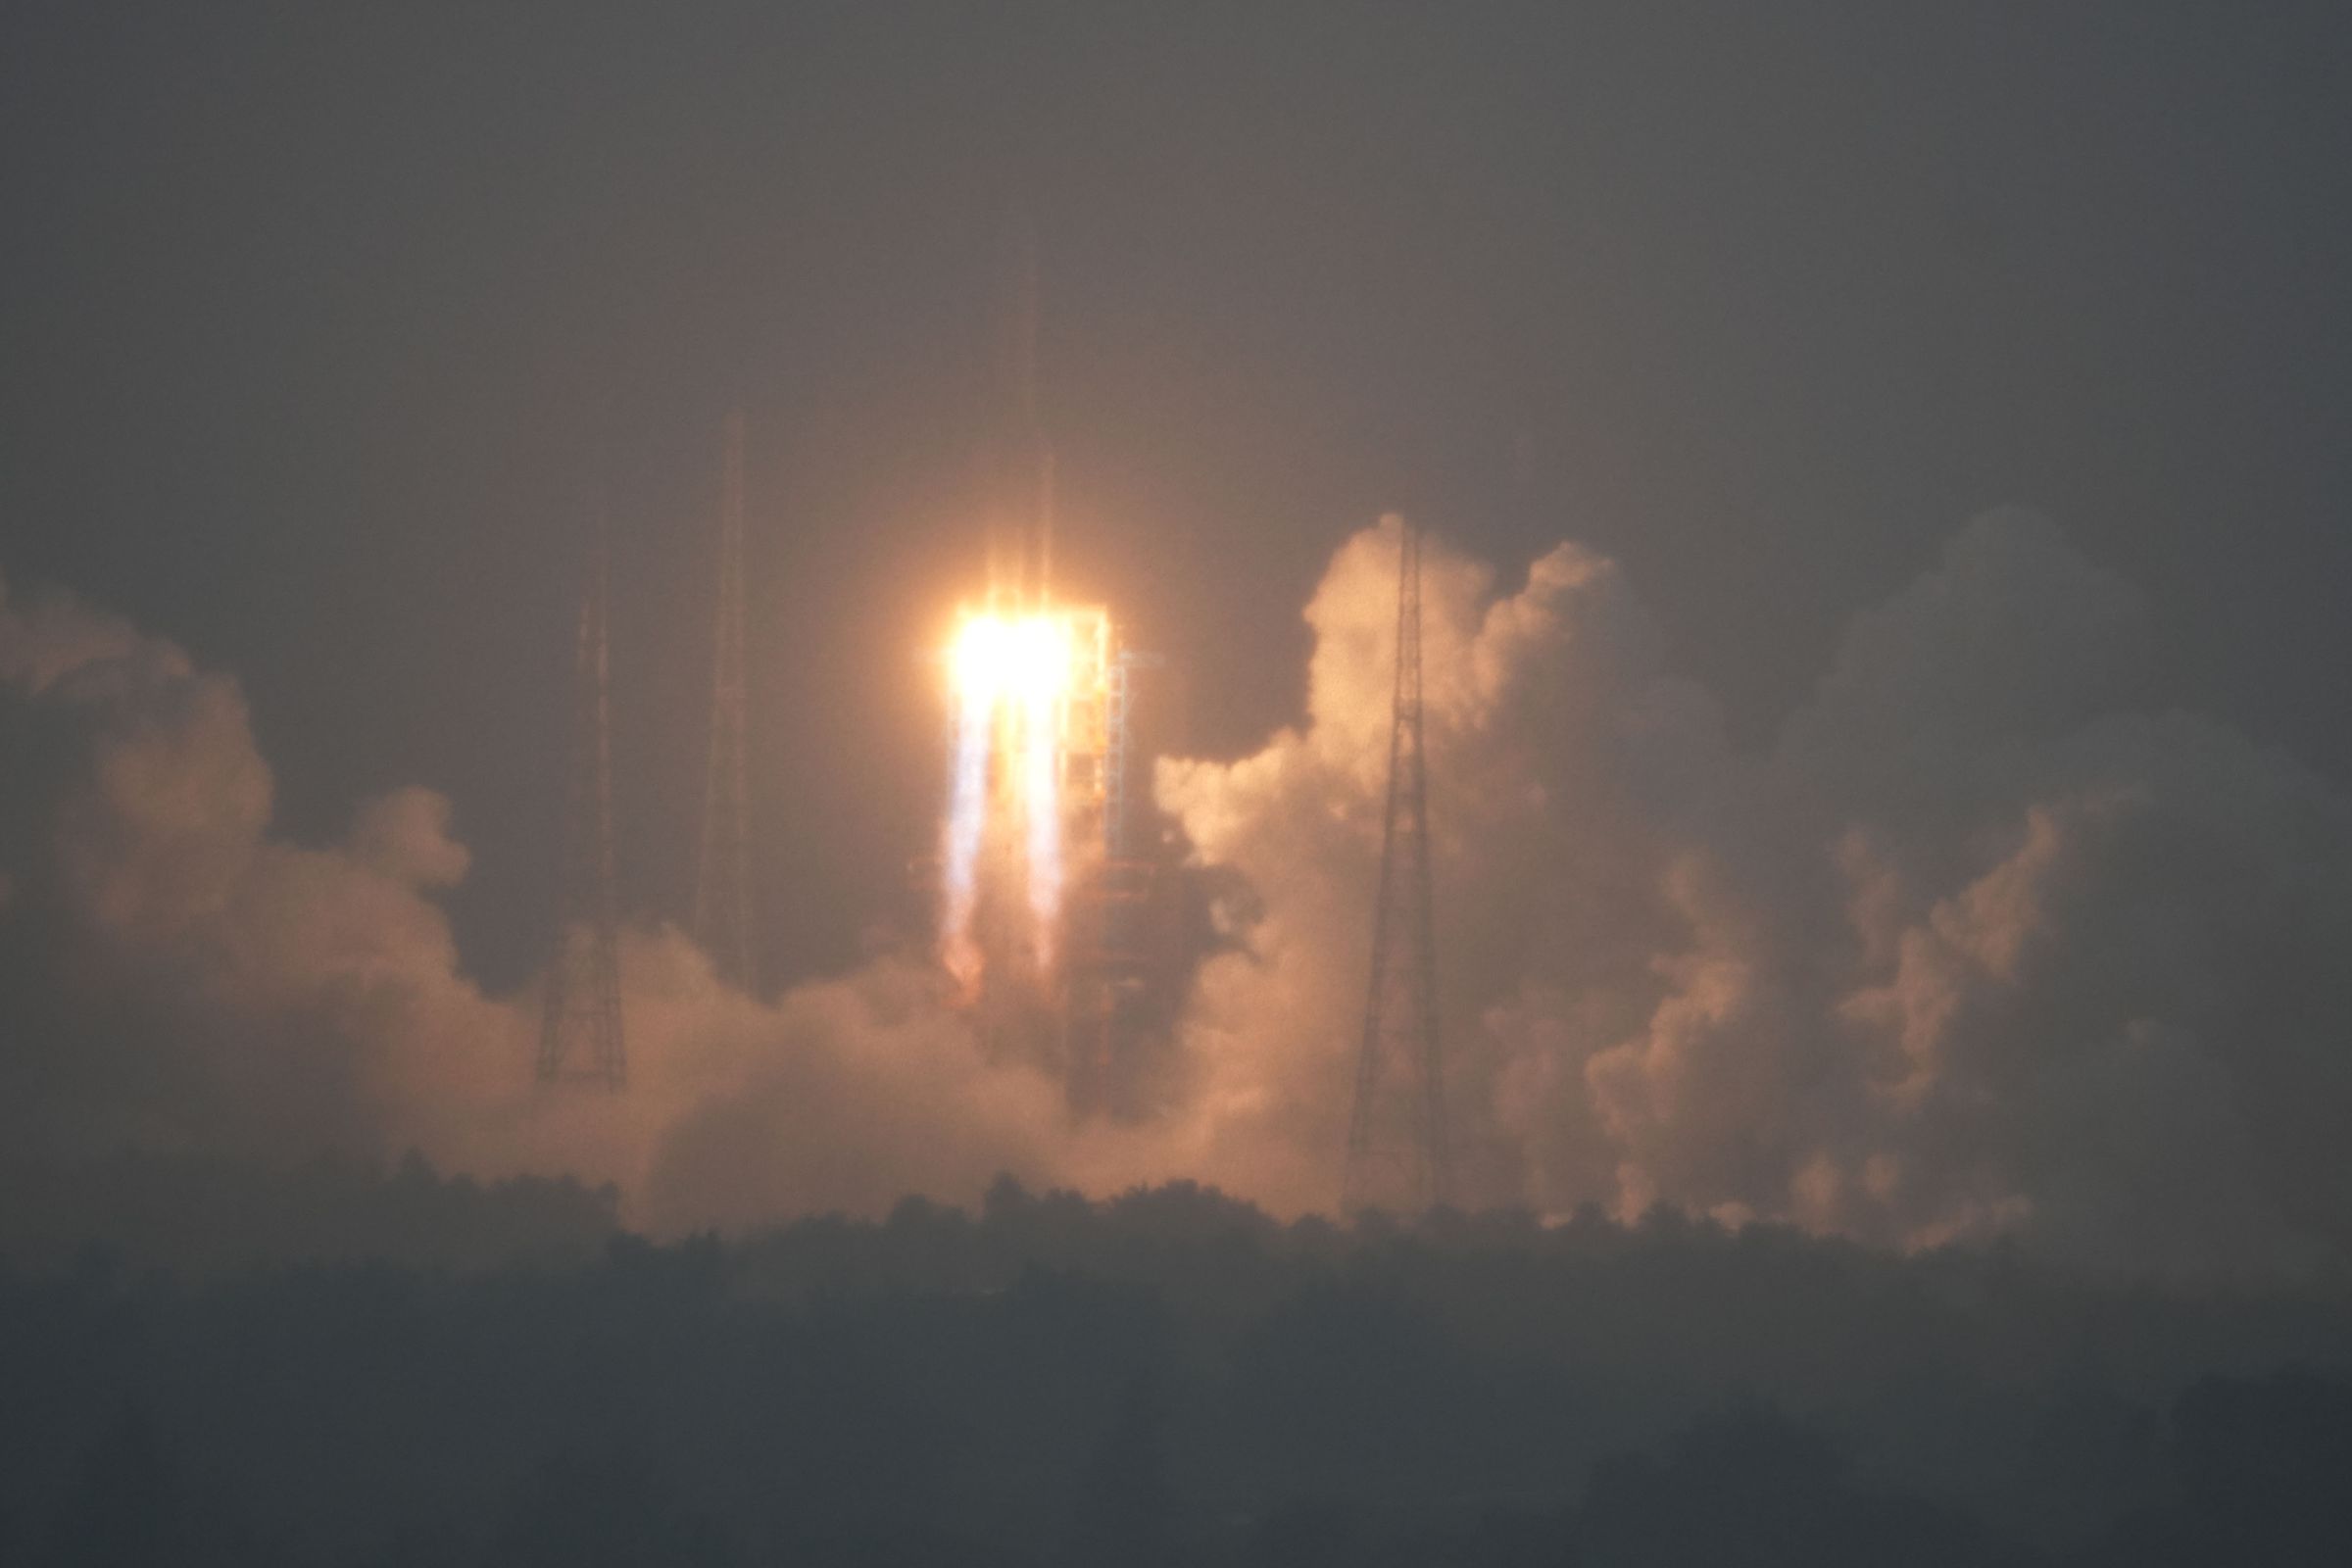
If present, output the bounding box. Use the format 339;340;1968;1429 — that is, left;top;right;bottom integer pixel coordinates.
8;2;2352;991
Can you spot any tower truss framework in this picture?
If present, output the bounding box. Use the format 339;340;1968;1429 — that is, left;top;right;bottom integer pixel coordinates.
695;410;758;992
539;536;626;1089
1343;515;1449;1212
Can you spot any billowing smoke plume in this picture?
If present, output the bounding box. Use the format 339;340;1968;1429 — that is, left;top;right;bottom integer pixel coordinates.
1155;514;2352;1275
8;511;2352;1276
0;570;1068;1229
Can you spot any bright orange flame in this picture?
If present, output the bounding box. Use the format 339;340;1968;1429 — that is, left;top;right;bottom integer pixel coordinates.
950;612;1073;705
940;607;1081;991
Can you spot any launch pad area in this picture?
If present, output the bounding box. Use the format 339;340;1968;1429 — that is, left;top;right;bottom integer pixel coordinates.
937;597;1181;1120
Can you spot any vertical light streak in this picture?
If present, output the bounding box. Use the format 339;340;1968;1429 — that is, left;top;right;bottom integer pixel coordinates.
940;609;1072;990
941;662;996;992
1022;681;1061;968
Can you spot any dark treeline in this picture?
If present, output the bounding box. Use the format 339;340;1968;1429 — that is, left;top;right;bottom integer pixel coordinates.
0;1152;621;1278
5;1161;2352;1566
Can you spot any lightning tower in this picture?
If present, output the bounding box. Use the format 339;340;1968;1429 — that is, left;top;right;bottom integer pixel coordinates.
539;536;626;1088
694;411;758;991
1343;515;1449;1211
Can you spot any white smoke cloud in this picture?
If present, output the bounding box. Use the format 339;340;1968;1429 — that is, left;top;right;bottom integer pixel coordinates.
8;510;2352;1277
0;572;1067;1231
1157;512;2352;1275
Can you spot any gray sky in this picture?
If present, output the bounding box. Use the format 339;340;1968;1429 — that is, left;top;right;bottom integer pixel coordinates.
8;1;2351;991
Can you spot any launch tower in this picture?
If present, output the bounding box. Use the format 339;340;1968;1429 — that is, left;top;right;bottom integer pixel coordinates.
1343;515;1449;1210
695;410;758;992
539;536;627;1089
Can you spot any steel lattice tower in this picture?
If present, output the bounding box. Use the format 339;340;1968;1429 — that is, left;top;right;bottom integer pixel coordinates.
1344;515;1450;1212
694;411;757;992
539;538;626;1088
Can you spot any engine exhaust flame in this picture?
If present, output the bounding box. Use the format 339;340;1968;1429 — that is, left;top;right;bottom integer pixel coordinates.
1022;654;1063;970
939;610;1078;995
941;670;995;992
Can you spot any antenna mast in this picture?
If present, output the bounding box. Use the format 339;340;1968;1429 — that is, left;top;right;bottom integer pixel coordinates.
539;533;626;1088
1343;515;1449;1211
694;411;758;991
